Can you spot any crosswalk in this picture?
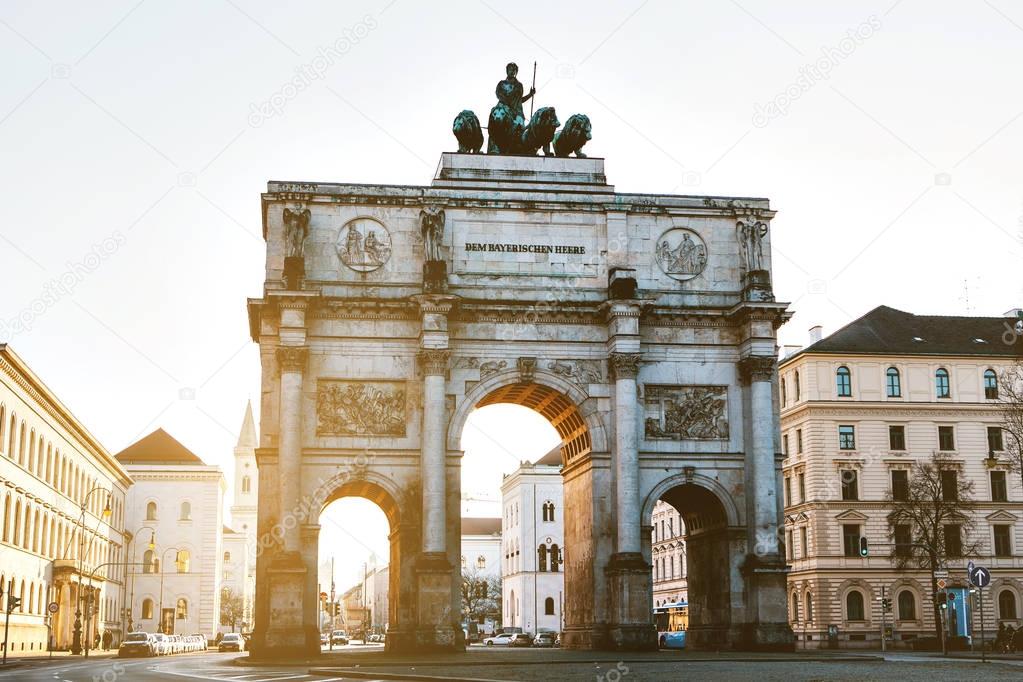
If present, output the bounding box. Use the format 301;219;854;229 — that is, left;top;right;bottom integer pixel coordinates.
153;667;393;682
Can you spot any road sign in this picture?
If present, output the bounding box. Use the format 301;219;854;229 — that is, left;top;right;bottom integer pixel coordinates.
933;569;949;579
936;578;947;589
969;565;991;588
47;602;58;614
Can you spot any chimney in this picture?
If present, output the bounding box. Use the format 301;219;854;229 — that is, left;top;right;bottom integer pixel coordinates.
781;344;801;359
809;325;823;344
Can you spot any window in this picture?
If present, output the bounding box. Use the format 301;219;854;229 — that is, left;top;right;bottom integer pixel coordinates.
224;551;231;562
791;592;799;621
800;526;808;559
935;368;950;398
805;593;814;622
940;470;958;501
176;598;188;619
142;598;154;619
544;597;555;615
784;478;791;506
781;378;787;405
796;429;803;454
180;501;191;521
842;524;862;557
988;427;1004;453
241;476;251;494
994;525;1012;557
550;544;560;572
142;549;155;574
938;426;955;451
886;367;901;397
177;550;190;573
984;369;998;400
783;434;789;456
794;371;801;400
943;524;962;556
841;470;859;501
894;524;912;557
146;502;157;521
537;544;547;572
897;591;916;620
836;367;852;397
785;530;793;560
846;591;865;621
839;425;856;450
889;425;906;451
999;591;1018;620
891;470;909;502
991;471;1008;502
798;472;806;503
476;555;486;570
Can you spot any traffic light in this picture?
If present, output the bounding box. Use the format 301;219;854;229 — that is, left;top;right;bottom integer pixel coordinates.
881;598;891;613
935;592;947;609
6;595;21;613
859;536;868;557
333;603;341;617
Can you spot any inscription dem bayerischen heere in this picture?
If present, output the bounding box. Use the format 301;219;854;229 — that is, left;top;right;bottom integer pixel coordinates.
465;242;586;254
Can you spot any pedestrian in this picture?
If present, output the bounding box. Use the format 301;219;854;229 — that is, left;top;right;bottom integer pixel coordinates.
102;630;112;651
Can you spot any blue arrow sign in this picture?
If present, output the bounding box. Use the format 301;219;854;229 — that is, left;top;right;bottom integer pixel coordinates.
970;565;991;588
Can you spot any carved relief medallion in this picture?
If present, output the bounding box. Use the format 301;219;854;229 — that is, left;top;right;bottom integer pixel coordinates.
316;380;406;436
644;385;728;440
654;227;708;281
337;217;392;272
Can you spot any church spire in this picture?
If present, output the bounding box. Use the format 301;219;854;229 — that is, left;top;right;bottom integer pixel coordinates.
236;400;257;449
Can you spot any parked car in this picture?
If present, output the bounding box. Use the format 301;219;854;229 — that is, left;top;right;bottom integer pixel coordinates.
118;632;155;657
219;632;245;652
330;630;349;645
659;630;686;650
150;633;170;655
509;633;533;647
483;633;514;646
320;633;329;646
533;631;556;648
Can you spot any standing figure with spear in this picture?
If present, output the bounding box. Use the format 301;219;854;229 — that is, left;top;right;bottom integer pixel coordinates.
495;61;536;126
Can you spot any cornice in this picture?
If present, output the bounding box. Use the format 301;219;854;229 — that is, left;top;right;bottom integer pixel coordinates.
781;401;1006;423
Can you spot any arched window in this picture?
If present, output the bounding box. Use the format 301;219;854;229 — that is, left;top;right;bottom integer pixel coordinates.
13;500;21;546
176;598;188;619
537;544;547;572
999;590;1018;620
544;597;555;615
794;371;801;400
781;378;787;405
2;494;9;543
846;590;865;621
146;502;157;521
142;549;155;574
935;368;950;398
791;593;799;622
476;555;485;570
836;366;852;397
550;544;560;572
224;551;231;562
886;367;901;397
177;550;190;573
241;476;251;494
142;598;154;619
180;501;191;521
984;369;999;400
897;590;916;620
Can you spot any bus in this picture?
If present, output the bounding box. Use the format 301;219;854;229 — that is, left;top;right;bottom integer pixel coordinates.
654;601;688;649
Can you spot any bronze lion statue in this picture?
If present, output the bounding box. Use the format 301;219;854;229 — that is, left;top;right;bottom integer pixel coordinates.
553;113;592;158
519;106;560;156
452;110;484;154
487;102;525;155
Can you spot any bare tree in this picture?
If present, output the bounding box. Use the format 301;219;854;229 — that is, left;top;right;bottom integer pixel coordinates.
220;587;245;632
885;452;981;643
461;567;500;626
997;362;1023;491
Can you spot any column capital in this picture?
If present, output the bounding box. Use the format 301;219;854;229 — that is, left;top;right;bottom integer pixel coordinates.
417;349;450;376
608;352;642;380
276;346;308;373
738;355;776;383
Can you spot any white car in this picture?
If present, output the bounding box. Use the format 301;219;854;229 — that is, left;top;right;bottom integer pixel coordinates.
483;633;514;646
151;633;169;655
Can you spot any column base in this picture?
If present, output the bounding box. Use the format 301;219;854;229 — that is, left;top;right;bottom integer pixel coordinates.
259;552;319;659
413;552;460;652
740;554;794;652
560;623;609;650
606;552;657;651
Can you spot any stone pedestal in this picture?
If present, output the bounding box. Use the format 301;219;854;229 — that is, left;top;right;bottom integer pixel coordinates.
741;558;795;651
414;552;458;650
606;552;657;650
283;256;305;290
263;552;311;658
423;261;447;292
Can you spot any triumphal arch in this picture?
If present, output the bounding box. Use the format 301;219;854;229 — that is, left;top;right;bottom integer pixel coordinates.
246;146;794;655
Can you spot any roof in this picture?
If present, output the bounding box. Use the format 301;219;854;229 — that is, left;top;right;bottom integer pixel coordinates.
223;525;239;535
114;428;206;465
535;445;563;467
236;400;257;449
785;306;1023;362
461;517;501;536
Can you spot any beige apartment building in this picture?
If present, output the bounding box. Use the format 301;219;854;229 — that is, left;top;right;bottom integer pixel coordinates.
779;306;1023;649
650;499;687;608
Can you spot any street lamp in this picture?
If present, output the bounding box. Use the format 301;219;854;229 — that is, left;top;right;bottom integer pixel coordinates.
70;486;112;657
124;527;156;634
158;548;184;635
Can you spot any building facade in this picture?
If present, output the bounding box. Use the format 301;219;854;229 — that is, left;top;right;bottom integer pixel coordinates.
501;447;564;635
220;526;250;634
650;499;687;607
779;306;1023;649
226;401;258;632
0;345;131;653
116;429;225;638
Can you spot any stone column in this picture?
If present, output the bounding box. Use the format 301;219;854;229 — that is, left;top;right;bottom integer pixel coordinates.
610;352;642;555
300;524;321;654
276;346;307;554
739;355;779;551
418;349;450;555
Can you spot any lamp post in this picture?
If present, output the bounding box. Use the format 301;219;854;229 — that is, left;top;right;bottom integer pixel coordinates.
70;487;111;656
158;548;183;635
125;527;156;635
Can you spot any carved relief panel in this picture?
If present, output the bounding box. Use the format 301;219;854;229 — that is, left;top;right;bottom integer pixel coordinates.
316;380;407;436
644;385;728;440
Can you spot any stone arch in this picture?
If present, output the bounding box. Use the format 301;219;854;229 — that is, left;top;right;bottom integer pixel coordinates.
446;367;609;460
641;474;741;529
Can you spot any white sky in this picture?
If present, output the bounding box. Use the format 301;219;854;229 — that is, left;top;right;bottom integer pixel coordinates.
2;1;1021;586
